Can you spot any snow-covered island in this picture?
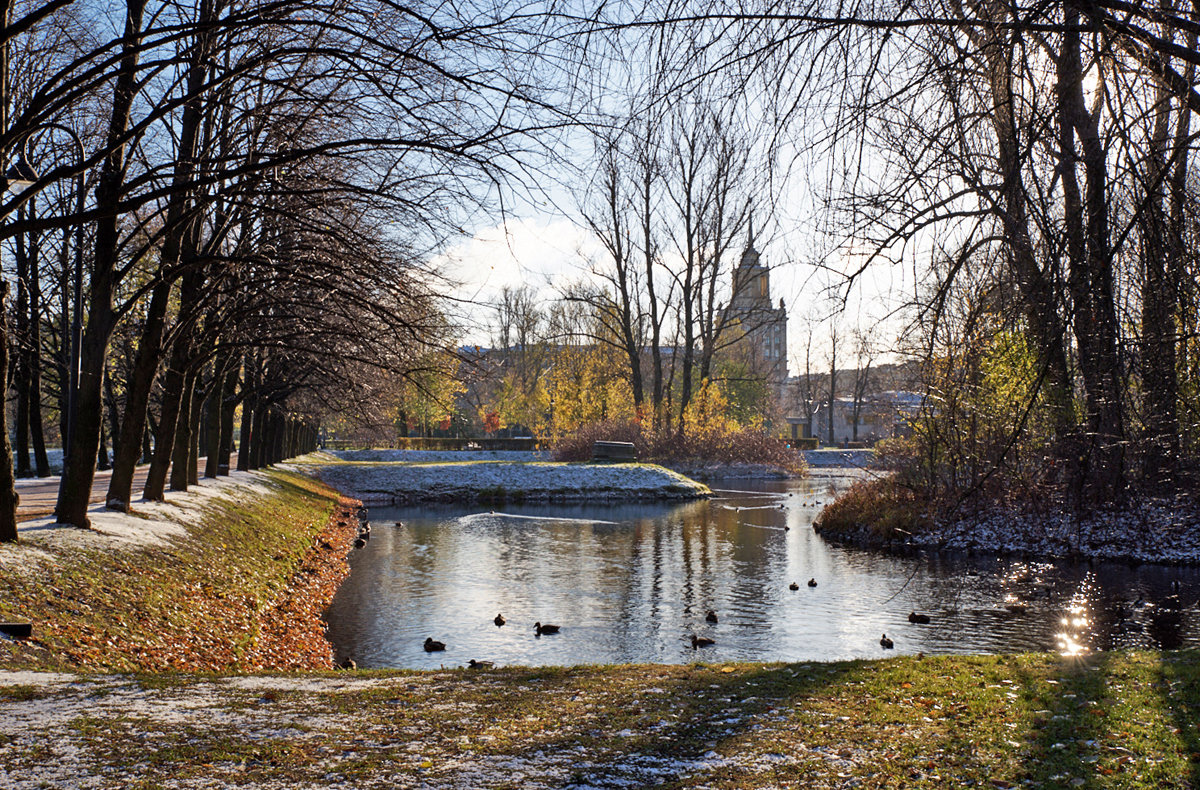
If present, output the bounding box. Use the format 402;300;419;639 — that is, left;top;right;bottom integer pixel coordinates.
298;450;711;505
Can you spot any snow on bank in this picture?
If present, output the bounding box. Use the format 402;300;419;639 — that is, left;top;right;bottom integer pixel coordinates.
801;449;876;469
822;495;1200;565
301;451;710;504
2;471;280;562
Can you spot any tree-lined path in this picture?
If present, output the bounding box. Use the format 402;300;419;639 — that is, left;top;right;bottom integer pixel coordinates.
14;454;238;522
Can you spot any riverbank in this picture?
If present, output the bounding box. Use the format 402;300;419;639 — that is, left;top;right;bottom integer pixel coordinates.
2;649;1198;788
303;450;711;504
816;477;1200;565
0;469;354;671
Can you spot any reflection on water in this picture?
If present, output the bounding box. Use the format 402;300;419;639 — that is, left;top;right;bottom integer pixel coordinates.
323;475;1200;669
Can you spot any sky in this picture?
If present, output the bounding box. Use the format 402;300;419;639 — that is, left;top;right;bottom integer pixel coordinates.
436;208;919;376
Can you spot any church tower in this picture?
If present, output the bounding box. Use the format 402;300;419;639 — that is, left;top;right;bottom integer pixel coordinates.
728;221;787;393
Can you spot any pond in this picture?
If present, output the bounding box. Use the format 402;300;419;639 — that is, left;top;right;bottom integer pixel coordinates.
323;473;1200;669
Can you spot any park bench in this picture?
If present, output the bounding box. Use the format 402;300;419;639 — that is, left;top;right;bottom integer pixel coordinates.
592;441;637;463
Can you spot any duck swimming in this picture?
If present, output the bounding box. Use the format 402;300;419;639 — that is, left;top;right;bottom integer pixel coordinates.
880;634;894;649
534;622;560;636
908;612;931;624
807;578;817;587
705;610;718;624
789;582;800;591
494;613;506;627
424;637;446;652
691;635;715;648
467;659;494;669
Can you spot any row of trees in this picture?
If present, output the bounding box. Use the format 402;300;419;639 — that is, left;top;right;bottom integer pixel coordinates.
0;0;555;538
4;0;1198;543
572;0;1200;503
829;0;1200;503
453;284;776;441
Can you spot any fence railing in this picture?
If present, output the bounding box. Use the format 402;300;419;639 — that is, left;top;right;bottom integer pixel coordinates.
323;437;540;451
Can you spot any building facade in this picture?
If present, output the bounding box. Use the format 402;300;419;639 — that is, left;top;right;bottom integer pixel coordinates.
728;234;788;394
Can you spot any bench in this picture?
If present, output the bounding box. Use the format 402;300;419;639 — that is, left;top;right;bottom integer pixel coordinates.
592;441;637;462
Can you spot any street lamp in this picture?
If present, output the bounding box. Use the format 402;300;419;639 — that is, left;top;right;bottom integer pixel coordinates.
5;127;87;464
4;147;36;194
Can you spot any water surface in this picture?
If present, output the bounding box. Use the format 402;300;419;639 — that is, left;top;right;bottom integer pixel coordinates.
324;474;1200;668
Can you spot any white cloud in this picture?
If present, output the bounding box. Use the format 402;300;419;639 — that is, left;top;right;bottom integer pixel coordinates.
435;217;606;345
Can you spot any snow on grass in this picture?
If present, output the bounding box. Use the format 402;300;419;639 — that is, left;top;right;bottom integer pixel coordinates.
5;470;282;561
1;651;1194;789
296;451;710;504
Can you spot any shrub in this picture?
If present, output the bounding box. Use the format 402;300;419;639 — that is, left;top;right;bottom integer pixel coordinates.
551;419;805;474
815;476;928;539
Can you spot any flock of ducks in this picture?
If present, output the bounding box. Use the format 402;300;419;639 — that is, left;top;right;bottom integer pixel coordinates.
348;506;939;666
418;599;936;661
422;613;561;663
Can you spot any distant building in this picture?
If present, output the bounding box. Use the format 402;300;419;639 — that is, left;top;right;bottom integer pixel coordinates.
785;390;927;445
727;231;787;394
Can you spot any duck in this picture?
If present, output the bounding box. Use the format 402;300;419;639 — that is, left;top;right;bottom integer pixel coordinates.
691;635;715;648
789;582;800;591
1004;603;1028;615
880;634;894;649
354;537;366;548
807;578;817;587
494;613;506;627
337;658;356;670
705;610;718;624
467;659;494;669
534;622;560;636
424;637;447;652
908;611;931;624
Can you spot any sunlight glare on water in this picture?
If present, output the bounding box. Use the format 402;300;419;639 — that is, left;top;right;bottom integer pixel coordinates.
323;475;1200;669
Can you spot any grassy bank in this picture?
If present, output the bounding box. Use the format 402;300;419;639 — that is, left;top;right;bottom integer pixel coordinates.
1;650;1198;788
0;470;354;672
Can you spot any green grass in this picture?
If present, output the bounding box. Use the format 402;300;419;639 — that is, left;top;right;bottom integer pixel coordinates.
0;470;341;671
3;651;1200;787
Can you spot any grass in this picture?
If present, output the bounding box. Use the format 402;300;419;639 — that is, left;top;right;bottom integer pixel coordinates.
0;469;346;672
2;651;1199;787
2;459;1194;786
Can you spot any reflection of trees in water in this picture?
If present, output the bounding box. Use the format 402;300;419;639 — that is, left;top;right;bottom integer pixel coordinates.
329;495;1200;665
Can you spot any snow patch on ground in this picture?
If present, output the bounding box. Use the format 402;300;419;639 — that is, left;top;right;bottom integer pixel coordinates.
301;451;709;504
6;470;281;559
824;494;1200;565
801;449;876;469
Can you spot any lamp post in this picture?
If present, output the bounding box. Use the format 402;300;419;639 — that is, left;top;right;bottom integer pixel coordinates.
6;126;87;466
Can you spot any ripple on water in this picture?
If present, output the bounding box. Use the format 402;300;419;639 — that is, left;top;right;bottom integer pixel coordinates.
324;476;1200;668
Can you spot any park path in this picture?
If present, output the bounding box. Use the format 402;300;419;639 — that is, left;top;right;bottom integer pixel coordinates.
13;455;238;521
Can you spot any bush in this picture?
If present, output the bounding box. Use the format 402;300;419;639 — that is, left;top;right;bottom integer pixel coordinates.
815;476;928;539
551;419;805;474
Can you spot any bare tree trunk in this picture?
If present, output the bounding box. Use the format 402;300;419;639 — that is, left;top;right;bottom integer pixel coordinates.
0;283;19;542
168;369;196;492
55;0;149;528
186;375;203;486
204;356;231;478
13;206;31;478
106;280;172;509
217;363;239;474
827;324;837;446
1058;3;1126;497
28;226;49;477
